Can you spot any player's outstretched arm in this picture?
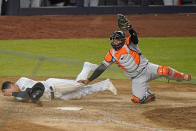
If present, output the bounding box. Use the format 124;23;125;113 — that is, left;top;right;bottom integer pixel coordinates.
12;87;44;106
129;28;139;45
78;64;107;85
117;14;138;45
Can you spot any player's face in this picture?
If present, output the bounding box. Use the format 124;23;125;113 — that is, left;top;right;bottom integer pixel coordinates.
2;89;13;96
11;84;19;92
113;39;123;45
2;84;19;96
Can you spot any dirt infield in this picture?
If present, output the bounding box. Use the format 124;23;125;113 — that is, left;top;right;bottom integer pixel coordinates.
0;14;196;40
0;77;196;131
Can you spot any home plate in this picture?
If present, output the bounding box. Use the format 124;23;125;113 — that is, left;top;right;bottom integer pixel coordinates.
56;107;83;111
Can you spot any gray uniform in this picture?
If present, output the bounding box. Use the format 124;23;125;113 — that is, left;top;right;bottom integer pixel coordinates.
102;38;159;100
102;34;188;101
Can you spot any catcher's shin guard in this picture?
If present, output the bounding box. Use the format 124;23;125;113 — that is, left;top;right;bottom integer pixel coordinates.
157;65;191;81
131;94;156;104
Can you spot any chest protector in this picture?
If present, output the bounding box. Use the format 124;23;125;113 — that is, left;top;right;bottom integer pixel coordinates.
111;45;140;73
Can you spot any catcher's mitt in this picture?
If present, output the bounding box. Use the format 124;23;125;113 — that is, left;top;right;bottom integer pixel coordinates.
117;14;132;31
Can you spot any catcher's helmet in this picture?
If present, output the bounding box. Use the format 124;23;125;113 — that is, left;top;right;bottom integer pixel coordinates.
110;31;125;50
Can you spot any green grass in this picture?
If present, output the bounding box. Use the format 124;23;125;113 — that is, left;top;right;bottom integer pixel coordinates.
0;38;195;84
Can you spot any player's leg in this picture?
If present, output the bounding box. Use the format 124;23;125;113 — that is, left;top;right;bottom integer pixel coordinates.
157;65;191;81
131;74;155;104
84;0;89;7
90;0;99;6
145;62;191;82
20;0;31;8
0;0;2;15
31;0;41;7
46;61;98;98
46;78;82;95
75;62;98;81
60;79;117;100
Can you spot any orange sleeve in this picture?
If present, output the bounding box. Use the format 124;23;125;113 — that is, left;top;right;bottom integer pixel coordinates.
126;37;130;45
104;49;113;62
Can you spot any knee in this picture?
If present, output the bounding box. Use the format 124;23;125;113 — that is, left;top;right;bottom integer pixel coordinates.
131;94;156;104
157;65;172;76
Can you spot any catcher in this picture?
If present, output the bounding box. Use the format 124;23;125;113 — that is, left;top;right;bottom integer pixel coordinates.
78;14;192;104
1;62;117;106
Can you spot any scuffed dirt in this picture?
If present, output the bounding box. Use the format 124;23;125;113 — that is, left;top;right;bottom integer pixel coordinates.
0;77;196;131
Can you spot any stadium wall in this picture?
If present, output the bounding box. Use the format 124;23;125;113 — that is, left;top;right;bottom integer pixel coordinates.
5;0;196;16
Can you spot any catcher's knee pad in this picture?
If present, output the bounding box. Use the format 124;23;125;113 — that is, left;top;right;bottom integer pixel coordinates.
157;65;172;77
131;94;156;104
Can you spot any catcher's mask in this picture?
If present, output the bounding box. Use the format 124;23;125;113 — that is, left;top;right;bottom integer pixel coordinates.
110;31;125;51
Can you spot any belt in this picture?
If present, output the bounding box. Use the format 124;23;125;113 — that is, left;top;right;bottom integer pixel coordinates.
131;67;146;79
49;86;55;100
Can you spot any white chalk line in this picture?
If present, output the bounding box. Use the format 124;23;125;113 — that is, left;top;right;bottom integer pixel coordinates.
46;102;196;131
49;117;165;131
111;119;165;131
94;101;196;110
44;101;196;131
50;118;104;124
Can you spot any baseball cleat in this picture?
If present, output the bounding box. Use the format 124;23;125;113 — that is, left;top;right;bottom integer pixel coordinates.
184;74;191;81
106;79;117;95
131;94;155;104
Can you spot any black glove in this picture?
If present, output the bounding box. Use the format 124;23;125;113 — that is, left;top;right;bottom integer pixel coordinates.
129;28;138;44
12;82;45;102
29;82;45;101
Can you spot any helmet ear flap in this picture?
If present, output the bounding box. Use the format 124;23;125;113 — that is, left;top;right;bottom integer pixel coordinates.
109;35;113;40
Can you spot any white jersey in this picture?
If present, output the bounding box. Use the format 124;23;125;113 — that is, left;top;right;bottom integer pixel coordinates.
13;62;117;101
15;77;85;101
16;77;53;101
15;77;116;101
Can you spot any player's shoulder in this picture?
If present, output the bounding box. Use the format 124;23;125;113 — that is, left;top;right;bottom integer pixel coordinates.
19;77;30;80
105;48;114;56
17;77;31;83
104;48;114;62
108;48;114;54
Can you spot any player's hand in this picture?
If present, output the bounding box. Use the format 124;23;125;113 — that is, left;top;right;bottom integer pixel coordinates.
3;89;13;96
77;80;90;85
34;100;43;107
21;98;33;103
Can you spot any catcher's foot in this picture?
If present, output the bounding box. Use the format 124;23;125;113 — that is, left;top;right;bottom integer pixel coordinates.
184;74;191;81
131;94;156;104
